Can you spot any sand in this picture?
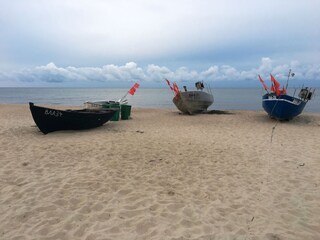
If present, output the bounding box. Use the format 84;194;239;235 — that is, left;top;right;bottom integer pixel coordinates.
0;104;319;240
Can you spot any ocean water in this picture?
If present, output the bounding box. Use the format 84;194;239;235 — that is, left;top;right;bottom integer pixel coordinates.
0;87;319;112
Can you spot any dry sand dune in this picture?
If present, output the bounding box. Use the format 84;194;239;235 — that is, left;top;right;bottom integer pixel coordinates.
0;104;319;240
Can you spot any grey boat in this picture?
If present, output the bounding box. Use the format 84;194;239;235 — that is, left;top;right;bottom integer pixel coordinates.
172;81;214;114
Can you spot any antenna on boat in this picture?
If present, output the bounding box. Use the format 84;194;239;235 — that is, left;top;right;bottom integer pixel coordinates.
206;82;213;96
285;69;295;90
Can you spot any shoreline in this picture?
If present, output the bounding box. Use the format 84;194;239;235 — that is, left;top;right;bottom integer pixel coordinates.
1;88;320;113
2;103;320;114
1;104;319;239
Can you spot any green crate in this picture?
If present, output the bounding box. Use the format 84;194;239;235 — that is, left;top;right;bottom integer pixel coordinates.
121;104;131;120
110;109;120;121
103;103;120;121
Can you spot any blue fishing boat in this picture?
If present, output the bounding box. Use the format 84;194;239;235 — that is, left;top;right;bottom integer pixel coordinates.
259;70;315;121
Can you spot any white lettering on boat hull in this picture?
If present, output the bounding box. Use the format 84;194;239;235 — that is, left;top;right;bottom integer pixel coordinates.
45;109;63;117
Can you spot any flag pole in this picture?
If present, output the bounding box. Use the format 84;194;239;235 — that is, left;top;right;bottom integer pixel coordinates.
118;91;129;104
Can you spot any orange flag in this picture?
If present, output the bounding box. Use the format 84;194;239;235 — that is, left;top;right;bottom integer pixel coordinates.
258;75;268;91
280;86;286;95
270;74;281;96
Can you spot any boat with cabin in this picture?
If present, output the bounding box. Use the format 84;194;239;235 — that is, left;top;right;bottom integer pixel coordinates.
166;79;214;114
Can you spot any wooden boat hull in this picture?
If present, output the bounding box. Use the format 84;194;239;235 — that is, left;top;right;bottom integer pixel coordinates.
262;94;307;120
29;102;116;134
173;91;214;114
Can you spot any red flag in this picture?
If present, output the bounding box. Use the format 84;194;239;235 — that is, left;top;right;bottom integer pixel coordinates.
165;79;174;91
270;74;281;96
128;82;139;95
173;82;180;95
258;75;268;91
128;88;136;95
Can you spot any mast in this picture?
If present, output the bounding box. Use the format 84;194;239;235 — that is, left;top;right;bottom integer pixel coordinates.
285;69;295;90
285;69;291;90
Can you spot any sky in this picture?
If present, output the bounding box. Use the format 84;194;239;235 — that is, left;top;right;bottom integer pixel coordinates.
0;0;320;87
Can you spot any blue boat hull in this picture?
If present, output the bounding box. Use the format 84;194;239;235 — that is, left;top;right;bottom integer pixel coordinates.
262;94;307;120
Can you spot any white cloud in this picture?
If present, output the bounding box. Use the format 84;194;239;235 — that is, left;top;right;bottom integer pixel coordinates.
258;58;273;74
1;58;319;87
202;66;219;78
305;65;320;81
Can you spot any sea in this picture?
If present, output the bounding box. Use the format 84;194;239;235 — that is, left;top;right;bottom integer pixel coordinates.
0;87;319;112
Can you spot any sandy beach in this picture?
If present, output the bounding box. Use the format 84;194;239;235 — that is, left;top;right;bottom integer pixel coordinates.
0;104;319;240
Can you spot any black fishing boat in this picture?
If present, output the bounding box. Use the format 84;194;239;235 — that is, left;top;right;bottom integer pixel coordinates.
29;102;116;134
